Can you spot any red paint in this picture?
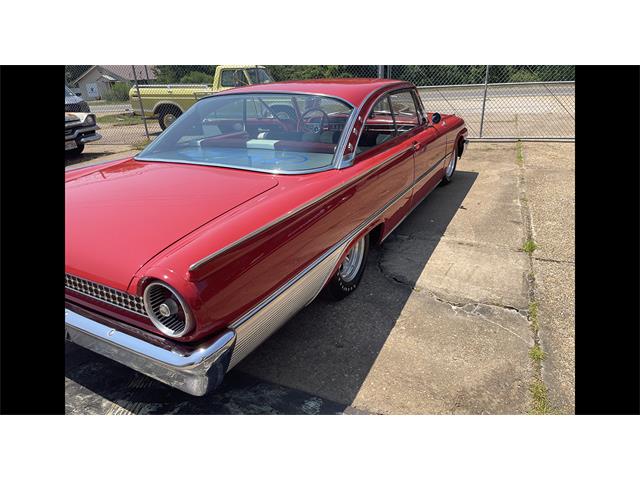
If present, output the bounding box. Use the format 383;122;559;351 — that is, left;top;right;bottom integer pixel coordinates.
65;79;467;343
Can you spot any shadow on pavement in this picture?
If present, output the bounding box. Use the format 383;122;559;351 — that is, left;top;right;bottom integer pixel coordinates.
234;170;478;407
65;170;477;414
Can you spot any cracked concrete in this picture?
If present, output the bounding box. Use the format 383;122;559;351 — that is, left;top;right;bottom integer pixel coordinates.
236;143;536;414
65;141;574;414
523;142;575;413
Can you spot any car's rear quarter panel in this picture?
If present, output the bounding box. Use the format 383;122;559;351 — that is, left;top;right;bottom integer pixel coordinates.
134;138;417;342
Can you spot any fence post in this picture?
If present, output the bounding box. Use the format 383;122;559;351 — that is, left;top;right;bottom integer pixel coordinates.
132;65;150;141
479;65;490;138
377;65;385;78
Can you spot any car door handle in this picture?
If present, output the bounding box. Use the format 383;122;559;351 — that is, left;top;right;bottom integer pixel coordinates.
412;141;421;151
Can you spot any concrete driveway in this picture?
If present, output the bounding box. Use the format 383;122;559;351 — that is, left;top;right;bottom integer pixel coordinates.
65;141;575;414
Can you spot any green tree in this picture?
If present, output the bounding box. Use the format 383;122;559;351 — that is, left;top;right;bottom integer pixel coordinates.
179;70;213;84
152;65;217;83
103;82;131;101
267;65;354;81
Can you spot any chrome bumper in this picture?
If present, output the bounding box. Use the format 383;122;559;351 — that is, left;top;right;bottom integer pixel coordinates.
78;133;102;144
65;308;236;396
65;126;102;143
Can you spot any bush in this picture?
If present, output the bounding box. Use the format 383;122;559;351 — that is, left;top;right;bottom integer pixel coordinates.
179;71;212;84
103;82;131;101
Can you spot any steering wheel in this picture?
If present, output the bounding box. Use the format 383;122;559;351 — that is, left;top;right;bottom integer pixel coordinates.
298;108;329;134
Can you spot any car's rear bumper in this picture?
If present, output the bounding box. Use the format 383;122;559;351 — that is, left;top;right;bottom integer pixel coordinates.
65;307;236;396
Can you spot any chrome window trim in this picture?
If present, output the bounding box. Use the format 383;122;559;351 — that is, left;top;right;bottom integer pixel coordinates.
188;144;416;273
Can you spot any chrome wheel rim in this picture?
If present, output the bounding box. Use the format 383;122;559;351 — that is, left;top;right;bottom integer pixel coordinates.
164;113;177;127
339;237;366;282
446;152;457;177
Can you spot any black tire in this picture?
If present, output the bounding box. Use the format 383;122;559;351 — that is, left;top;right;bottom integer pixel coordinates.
66;144;84;156
158;105;182;130
324;235;369;300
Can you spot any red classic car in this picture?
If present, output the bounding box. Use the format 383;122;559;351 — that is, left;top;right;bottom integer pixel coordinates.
65;78;468;396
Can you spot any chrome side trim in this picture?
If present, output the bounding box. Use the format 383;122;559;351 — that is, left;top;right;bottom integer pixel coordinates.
65;308;236;396
228;243;348;369
188;144;415;273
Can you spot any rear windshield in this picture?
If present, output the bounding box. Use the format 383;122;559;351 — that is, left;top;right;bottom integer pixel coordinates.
136;93;354;173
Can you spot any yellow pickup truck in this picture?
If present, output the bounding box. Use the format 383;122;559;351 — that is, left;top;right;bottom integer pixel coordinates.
129;65;274;129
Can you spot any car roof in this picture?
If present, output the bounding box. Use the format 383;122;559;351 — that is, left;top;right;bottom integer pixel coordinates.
213;78;413;107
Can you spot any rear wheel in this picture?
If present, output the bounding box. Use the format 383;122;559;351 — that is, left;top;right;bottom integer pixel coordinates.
324;235;369;300
158;105;182;130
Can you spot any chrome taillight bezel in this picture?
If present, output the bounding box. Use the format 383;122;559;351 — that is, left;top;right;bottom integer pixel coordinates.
143;281;194;338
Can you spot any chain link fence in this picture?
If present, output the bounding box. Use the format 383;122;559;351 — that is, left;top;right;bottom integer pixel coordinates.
65;65;574;147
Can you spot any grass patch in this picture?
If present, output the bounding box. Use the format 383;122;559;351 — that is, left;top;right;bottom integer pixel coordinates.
522;239;538;253
529;344;545;362
529;379;552;414
516;140;524;166
97;114;146;126
529;301;539;333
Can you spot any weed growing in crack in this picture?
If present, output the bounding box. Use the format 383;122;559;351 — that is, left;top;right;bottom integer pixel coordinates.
516;140;524;166
529;344;545;362
529;379;552;414
523;240;538;253
529;301;539;333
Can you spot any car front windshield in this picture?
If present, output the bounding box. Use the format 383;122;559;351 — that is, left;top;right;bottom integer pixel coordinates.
136;93;354;173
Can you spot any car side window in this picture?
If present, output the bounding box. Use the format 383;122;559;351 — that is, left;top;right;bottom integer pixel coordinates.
356;95;397;154
221;69;247;87
388;90;420;134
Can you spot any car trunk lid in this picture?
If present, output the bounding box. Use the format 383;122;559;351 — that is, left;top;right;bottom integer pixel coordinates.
65;158;278;291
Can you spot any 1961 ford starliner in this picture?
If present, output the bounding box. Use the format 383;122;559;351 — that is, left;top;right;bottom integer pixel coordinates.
65;78;468;396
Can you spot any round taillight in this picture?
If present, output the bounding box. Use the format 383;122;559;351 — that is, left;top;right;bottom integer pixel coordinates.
143;282;193;338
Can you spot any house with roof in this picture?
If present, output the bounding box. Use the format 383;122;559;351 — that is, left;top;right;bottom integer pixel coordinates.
70;65;156;100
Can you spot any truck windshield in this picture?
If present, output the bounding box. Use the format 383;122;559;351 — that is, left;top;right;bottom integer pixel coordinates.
136;93;354;173
246;68;274;84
